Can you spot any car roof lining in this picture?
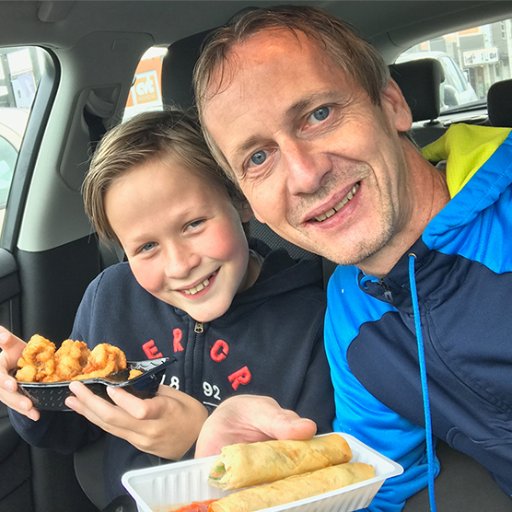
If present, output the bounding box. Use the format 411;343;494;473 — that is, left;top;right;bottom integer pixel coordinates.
1;2;511;57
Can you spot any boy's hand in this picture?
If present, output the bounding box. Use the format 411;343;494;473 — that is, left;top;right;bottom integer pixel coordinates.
0;326;40;421
65;382;208;460
195;395;317;457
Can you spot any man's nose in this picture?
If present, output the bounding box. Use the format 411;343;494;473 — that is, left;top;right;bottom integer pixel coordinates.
282;139;330;195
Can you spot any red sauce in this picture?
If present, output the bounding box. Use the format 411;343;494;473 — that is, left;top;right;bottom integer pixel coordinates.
171;499;217;512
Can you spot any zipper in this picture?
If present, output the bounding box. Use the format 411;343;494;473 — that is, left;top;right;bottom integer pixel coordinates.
380;279;393;302
194;321;204;334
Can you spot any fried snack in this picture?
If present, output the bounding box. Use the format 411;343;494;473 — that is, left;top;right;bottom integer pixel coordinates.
15;336;128;382
74;343;127;380
50;339;91;382
15;335;57;382
208;462;375;512
128;369;143;380
209;434;352;490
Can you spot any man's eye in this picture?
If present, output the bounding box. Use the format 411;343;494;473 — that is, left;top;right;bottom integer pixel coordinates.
250;150;267;166
310;106;330;123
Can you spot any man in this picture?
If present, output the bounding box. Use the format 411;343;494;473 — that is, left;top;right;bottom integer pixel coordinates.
192;5;512;510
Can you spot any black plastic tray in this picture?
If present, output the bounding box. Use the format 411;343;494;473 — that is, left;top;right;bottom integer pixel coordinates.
16;357;174;411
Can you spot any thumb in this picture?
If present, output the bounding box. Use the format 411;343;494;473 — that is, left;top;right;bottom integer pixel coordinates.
263;410;317;441
0;327;26;367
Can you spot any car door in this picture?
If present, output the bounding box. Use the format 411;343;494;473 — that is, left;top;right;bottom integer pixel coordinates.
0;44;100;511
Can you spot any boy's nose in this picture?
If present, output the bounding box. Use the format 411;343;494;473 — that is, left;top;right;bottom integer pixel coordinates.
164;244;201;279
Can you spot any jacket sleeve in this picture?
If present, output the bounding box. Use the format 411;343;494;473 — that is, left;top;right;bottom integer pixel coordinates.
8;275;105;453
8;408;101;454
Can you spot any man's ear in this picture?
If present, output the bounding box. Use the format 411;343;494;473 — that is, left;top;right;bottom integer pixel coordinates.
238;201;254;223
381;79;413;133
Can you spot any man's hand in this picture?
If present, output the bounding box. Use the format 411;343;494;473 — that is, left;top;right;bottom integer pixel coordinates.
195;395;317;457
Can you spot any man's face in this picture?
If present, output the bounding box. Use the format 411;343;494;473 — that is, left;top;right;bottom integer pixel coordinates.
202;29;413;267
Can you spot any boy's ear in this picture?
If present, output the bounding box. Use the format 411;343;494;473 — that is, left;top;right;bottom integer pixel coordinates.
238;201;254;223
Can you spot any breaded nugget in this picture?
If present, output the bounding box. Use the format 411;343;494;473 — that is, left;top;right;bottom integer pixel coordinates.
52;339;91;381
75;343;127;380
15;335;57;382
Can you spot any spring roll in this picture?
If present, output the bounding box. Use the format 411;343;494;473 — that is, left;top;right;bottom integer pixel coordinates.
208;434;352;490
208;462;375;512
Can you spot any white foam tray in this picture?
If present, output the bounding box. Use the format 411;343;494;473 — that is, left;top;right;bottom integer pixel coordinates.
122;433;403;512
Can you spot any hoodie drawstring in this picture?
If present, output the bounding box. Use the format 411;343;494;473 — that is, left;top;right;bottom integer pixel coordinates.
408;253;437;512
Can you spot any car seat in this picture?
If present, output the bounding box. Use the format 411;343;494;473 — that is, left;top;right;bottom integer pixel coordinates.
487;78;512;127
389;58;447;146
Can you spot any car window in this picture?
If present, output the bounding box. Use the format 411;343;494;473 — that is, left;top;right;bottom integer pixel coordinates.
124;47;166;120
0;46;47;228
396;17;512;112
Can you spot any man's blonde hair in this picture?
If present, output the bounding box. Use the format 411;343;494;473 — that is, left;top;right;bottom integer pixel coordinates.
193;5;390;178
83;109;248;242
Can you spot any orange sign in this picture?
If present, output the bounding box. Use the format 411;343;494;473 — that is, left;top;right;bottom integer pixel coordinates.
126;56;163;107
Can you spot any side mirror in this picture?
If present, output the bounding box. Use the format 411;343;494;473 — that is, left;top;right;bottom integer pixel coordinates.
442;84;458;107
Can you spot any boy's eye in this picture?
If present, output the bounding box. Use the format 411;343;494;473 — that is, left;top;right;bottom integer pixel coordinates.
140;241;157;253
187;219;205;230
309;106;330;123
250;150;267;166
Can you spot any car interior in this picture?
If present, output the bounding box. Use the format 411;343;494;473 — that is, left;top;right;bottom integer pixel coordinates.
1;1;512;511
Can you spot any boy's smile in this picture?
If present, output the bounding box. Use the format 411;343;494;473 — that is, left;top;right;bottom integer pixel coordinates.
104;156;255;322
177;269;218;297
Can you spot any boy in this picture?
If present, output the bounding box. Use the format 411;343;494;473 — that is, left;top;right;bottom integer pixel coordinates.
0;109;333;504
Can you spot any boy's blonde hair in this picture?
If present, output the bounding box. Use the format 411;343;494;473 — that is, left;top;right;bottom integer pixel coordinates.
83;109;248;243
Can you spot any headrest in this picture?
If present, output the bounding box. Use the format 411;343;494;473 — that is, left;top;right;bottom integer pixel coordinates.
487;79;512;127
389;58;444;122
161;29;212;109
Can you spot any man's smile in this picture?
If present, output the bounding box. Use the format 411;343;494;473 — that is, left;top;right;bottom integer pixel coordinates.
312;183;361;222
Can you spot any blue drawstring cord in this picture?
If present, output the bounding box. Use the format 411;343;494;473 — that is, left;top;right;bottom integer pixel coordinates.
408;253;437;512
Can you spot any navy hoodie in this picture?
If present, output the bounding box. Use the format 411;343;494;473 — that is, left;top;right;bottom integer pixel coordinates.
9;240;333;501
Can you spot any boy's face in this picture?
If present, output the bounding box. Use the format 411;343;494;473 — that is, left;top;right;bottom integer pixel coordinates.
105;156;252;322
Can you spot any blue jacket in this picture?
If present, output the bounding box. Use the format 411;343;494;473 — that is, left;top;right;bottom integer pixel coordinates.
325;125;512;510
10;240;333;501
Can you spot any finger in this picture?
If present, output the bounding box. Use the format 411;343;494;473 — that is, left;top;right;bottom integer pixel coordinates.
266;410;317;440
0;327;26;368
65;381;127;428
0;372;18;392
105;386;155;419
195;395;317;457
245;397;317;440
0;389;40;421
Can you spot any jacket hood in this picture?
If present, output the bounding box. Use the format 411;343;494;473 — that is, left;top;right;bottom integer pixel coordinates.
421;124;512;247
233;237;323;306
171;237;324;324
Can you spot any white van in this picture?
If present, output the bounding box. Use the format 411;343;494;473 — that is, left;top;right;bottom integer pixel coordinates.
396;50;479;110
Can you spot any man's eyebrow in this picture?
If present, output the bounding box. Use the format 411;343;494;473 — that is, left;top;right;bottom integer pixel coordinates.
232;135;265;164
286;91;341;119
231;91;342;162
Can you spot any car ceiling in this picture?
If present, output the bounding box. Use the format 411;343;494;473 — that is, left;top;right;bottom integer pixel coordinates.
1;1;512;61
